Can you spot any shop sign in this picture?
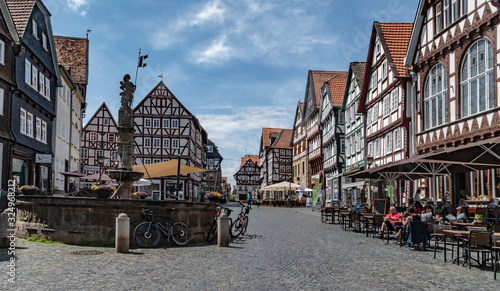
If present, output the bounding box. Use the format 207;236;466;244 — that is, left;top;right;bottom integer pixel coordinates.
84;165;100;171
36;154;52;164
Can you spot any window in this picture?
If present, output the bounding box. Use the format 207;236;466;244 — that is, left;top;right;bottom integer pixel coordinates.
32;65;38;90
436;3;443;33
366;108;371;126
338;111;344;124
153;138;161;148
340;139;345;154
394;129;401;151
26;112;33;137
382;60;387;79
45;77;50;99
460;39;494;118
25;59;31;86
172;120;179;128
42;33;48;50
424;63;449;129
375;138;381;158
0;88;3;115
385;133;392;154
368;142;373;157
372;103;378;124
103;118;109;125
36;117;41;141
90;132;97;141
172;139;179;148
108;133;115;142
383;95;390;116
144;137;151;147
207;146;213;153
376;42;380;55
96;150;103;158
0;39;4;65
81;148;88;159
163;138;170;148
145;118;151;127
39;74;45;95
162;119;170;128
153;118;160;128
443;0;450;28
153;159;161;164
111;151;118;161
144;158;151;164
32;19;38;39
391;88;398;111
371;71;377;91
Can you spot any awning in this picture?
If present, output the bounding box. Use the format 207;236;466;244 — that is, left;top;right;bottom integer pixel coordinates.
132;160;209;179
342;181;365;189
261;181;301;191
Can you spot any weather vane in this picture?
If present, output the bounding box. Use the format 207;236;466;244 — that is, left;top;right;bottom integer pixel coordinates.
158;73;163;81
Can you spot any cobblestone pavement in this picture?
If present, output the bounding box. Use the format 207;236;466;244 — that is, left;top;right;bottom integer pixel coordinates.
1;204;499;290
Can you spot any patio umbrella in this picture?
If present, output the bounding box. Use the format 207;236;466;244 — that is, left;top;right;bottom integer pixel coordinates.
132;159;209;178
59;171;86;177
261;181;301;191
133;179;152;186
80;173;114;182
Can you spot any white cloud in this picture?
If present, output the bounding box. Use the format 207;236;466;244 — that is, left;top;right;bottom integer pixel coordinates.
194;36;232;64
67;0;89;16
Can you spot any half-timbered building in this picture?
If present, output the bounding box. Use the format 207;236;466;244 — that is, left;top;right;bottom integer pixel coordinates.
80;103;119;187
291;102;310;189
6;0;59;191
358;22;413;205
342;62;367;204
319;71;348;203
133;81;207;201
202;139;223;194
0;0;19;190
259;128;293;199
303;70;343;189
234;155;261;201
405;0;500;202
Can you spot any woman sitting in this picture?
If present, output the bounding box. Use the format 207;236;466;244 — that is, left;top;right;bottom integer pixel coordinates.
456;206;467;221
395;207;421;239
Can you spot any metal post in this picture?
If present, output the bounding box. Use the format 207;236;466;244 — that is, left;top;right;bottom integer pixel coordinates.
175;155;181;200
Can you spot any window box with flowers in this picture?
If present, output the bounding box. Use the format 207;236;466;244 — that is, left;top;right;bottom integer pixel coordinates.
91;184;116;199
133;192;149;199
20;185;39;195
205;192;222;203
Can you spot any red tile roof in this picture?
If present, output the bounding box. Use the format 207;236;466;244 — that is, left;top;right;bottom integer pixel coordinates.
262;128;282;147
274;129;293;149
53;36;89;85
325;71;348;107
378;23;413;76
241;155;260;167
311;71;343;108
5;0;35;36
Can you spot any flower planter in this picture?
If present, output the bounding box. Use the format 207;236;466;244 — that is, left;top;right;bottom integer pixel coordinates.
94;190;112;199
22;189;38;196
139;196;146;200
208;197;220;203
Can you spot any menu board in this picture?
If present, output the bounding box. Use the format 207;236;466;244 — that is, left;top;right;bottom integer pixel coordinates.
373;199;388;215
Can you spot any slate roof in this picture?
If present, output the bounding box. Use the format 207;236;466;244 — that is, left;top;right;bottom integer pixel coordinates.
5;0;35;36
350;62;366;89
378;22;413;76
53;36;89;85
325;71;348;107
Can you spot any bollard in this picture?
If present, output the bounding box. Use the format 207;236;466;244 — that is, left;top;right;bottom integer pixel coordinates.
0;210;9;248
115;213;130;253
217;213;229;247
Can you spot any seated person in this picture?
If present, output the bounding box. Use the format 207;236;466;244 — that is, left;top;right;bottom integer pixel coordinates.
420;205;434;223
379;206;401;238
396;207;421;239
456;206;467;221
414;201;425;215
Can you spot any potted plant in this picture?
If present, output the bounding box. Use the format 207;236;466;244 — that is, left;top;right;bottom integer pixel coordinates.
91;184;116;199
205;192;222;203
474;213;484;223
133;192;149;199
20;185;39;195
435;208;443;219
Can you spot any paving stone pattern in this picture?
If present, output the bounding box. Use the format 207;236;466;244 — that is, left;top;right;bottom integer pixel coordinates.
1;205;499;290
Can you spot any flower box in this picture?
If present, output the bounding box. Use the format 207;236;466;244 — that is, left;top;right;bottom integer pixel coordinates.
20;185;39;195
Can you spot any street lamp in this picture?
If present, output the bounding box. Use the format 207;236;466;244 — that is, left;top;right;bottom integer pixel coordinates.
366;155;374;169
97;154;105;185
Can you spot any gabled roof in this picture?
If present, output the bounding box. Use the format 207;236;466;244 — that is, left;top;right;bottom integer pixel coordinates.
342;62;366;110
273;129;293;149
240;155;259;167
325;71;349;107
310;70;343;108
0;0;20;43
5;0;35;36
261;128;282;148
83;102;118;131
53;36;89;85
378;22;413;76
404;0;426;67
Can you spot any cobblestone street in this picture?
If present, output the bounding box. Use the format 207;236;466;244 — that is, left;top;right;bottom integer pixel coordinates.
1;205;499;290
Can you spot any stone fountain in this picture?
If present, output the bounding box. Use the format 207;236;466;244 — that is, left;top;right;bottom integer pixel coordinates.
107;74;144;199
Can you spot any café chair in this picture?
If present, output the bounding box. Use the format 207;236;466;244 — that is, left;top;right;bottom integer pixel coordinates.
370;215;385;239
467;226;488;232
406;221;429;250
463;231;492;269
492;233;500;280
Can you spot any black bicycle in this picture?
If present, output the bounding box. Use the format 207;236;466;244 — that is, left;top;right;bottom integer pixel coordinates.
231;202;250;237
206;203;233;243
134;208;191;247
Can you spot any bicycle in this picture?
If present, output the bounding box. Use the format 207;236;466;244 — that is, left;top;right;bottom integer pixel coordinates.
231;202;250;238
206;203;233;243
134;208;191;248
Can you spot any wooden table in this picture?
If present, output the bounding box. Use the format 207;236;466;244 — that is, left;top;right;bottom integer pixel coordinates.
443;229;471;265
451;222;475;230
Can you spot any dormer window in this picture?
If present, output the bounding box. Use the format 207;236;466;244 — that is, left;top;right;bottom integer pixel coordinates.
32;19;38;39
42;33;48;51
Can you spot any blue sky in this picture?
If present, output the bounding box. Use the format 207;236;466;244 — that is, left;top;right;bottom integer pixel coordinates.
46;0;419;187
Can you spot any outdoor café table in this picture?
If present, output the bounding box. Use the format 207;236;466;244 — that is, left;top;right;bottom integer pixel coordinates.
451;222;475;230
443;229;470;265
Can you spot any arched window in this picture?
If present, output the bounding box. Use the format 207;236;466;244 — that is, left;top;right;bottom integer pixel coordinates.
424;63;448;129
460;38;494;118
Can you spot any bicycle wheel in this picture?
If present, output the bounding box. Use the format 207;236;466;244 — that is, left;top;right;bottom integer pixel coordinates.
134;222;161;248
171;222;191;246
231;218;243;237
206;220;218;243
242;216;249;235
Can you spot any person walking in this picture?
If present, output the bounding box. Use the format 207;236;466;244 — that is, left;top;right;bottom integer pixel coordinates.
256;193;261;208
247;192;252;209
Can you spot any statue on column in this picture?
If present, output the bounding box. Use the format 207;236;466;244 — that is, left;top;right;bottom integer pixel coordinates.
120;74;136;110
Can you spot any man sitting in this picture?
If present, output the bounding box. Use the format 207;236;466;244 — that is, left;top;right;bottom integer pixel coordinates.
379;206;401;238
420;205;434;223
